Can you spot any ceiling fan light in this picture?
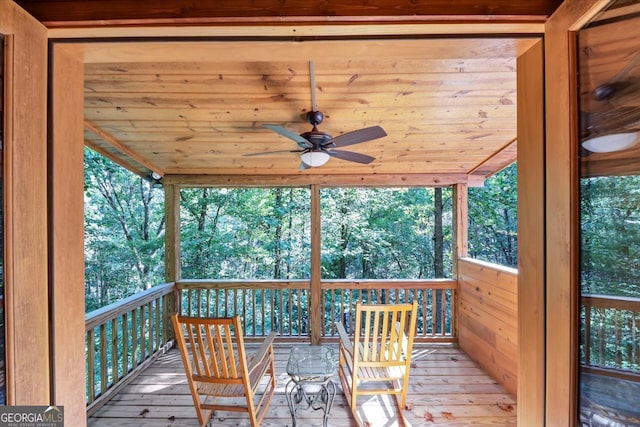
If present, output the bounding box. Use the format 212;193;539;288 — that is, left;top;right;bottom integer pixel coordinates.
300;151;330;167
582;132;639;153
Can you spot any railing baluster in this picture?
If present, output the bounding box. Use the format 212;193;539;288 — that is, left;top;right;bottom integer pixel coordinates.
131;309;138;369
243;289;248;335
121;313;128;376
111;318;118;386
99;324;107;395
204;289;210;317
279;289;284;335
252;290;257;336
261;289;266;335
86;331;95;404
440;289;446;337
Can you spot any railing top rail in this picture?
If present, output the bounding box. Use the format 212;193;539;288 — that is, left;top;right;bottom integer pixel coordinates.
176;279;310;290
322;279;456;290
176;278;456;290
85;282;175;331
582;294;640;310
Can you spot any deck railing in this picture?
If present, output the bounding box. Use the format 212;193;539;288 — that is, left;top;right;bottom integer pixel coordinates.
84;278;456;415
85;282;175;414
176;279;457;342
176;280;310;338
581;294;640;375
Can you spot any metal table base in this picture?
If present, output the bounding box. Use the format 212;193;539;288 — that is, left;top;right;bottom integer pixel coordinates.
285;346;337;427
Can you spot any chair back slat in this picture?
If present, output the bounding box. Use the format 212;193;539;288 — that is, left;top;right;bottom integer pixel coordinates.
354;303;417;363
177;316;246;380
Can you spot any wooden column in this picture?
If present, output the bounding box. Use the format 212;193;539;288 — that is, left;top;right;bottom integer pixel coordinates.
0;0;49;405
452;183;468;276
545;1;608;425
50;43;87;426
310;184;322;345
164;184;181;333
164;184;181;283
517;39;545;425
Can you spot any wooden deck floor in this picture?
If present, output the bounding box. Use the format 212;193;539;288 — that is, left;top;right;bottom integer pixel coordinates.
87;343;516;427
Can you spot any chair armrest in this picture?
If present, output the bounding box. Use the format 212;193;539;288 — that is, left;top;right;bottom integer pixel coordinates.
247;331;276;374
335;322;353;356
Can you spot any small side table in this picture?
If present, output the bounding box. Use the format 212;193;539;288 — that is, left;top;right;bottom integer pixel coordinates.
285;345;337;427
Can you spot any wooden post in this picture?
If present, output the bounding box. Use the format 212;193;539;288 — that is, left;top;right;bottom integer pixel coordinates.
0;0;50;407
452;183;469;276
544;1;608;425
517;39;545;425
310;184;322;345
50;43;87;426
164;184;181;337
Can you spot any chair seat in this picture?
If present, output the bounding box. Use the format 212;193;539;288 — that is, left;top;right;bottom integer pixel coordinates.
197;353;272;397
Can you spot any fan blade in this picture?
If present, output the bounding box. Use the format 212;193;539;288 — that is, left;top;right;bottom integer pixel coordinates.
327;149;375;164
264;124;312;148
325;126;387;148
243;149;303;157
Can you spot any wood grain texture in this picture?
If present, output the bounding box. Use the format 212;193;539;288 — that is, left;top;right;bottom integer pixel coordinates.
87;343;517;427
50;43;87;426
544;0;609;425
16;0;563;27
310;184;322;345
0;0;49;405
68;36;539;181
516;39;545;426
164;184;181;282
456;258;518;396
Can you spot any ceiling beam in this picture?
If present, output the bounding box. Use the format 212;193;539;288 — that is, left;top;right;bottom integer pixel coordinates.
84;120;165;177
468;137;517;179
17;0;563;28
84;139;151;179
163;173;470;187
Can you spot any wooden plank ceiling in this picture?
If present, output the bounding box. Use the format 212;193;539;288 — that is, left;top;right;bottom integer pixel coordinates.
81;37;538;182
20;0;561;184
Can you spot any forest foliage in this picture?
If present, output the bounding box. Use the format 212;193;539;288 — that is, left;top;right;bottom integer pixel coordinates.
84;148;517;312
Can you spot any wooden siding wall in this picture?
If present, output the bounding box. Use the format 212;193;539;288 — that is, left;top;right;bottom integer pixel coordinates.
457;258;518;396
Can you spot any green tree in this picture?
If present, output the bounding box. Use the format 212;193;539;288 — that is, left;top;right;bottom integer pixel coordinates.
84;148;165;311
468;163;518;267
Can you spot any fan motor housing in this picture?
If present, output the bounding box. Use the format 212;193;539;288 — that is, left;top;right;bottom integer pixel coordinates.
301;129;333;147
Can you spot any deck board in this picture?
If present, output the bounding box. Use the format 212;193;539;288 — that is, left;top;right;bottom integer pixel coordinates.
88;343;516;426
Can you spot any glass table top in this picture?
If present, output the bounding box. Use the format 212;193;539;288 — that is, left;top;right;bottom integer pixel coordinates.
286;346;336;377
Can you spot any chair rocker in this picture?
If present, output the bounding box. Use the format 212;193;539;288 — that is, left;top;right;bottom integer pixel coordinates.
335;301;418;410
172;314;277;427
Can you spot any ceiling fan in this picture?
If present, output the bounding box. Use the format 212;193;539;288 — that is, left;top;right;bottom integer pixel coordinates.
245;61;387;170
581;50;640;153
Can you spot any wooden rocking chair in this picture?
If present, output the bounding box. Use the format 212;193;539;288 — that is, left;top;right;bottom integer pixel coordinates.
172;314;277;427
335;301;418;410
